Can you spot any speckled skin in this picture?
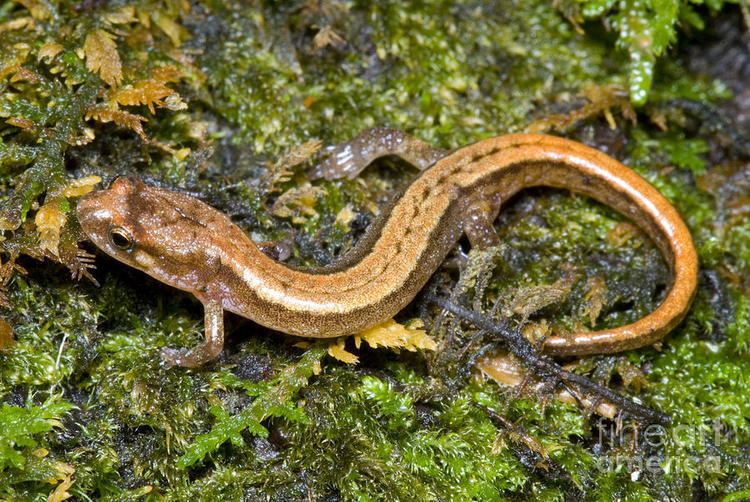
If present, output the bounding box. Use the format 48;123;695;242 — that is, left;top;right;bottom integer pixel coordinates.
76;133;698;367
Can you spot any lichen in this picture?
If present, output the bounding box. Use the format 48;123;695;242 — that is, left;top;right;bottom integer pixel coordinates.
1;1;749;500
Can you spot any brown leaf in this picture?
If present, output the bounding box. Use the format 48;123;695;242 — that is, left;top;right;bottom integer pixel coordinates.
112;80;176;113
0;318;14;351
85;106;147;141
581;276;607;326
509;281;570;319
10;67;41;84
525;84;635;134
38;42;64;63
313;26;347;50
84;29;122;87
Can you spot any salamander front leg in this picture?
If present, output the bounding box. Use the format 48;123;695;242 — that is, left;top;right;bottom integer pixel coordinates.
311;127;447;180
161;299;225;368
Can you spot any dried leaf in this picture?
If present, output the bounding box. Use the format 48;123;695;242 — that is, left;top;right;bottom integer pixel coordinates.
335;205;356;228
152;11;187;46
525;84;635;134
275;139;322;172
17;0;50;20
152;65;182;83
83;29;122;87
38;42;63;63
608;222;642;247
521;319;551;345
509;283;569;318
46;462;75;502
0;318;15;351
313;26;347;50
477;351;618;419
105;5;136;25
6;117;33;129
85;106;147;141
112;79;177;113
163;94;187;111
62;176;101;198
35;200;67;256
616;359;648;393
0;17;33;32
581;276;607;326
263;140;322;193
10;67;41;84
327;338;359;364
0;258;24;308
359;319;437;352
272;184;325;220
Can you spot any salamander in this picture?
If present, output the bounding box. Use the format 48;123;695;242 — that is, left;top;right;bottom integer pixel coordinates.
76;131;699;368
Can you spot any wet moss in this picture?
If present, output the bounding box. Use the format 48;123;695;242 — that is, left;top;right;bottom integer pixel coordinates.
1;0;749;500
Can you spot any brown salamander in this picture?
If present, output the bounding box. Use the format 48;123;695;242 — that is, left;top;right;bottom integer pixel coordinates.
76;131;698;368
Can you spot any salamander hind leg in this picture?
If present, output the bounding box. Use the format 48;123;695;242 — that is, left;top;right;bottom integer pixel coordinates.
462;193;503;249
310;127;447;180
161;299;225;368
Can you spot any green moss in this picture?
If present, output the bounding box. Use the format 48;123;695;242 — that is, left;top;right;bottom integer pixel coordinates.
0;0;749;500
177;346;324;469
559;0;739;105
0;396;74;499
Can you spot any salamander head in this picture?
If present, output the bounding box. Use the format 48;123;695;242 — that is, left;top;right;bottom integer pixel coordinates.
76;176;219;292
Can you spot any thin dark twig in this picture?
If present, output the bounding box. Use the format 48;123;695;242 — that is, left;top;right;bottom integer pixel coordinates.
426;294;671;425
663;98;750;157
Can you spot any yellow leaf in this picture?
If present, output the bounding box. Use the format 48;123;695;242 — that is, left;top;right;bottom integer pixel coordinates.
359;319;437;352
272;184;325;219
152;11;187;46
83;29;122;87
313;26;347;50
6;117;33;129
327;338;359;364
85;105;147;141
111;79;178;114
47;462;75;502
10;67;40;83
62;176;101;198
105;5;136;24
335;205;356;228
16;0;50;20
35;200;67;256
0;17;33;32
38;42;63;63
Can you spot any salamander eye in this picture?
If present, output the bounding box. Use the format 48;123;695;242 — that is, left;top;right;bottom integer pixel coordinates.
109;226;135;251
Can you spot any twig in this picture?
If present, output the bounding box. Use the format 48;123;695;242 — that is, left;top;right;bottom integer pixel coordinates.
426;294;671;425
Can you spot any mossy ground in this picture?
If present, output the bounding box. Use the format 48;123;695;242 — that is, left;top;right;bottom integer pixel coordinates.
1;1;749;500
